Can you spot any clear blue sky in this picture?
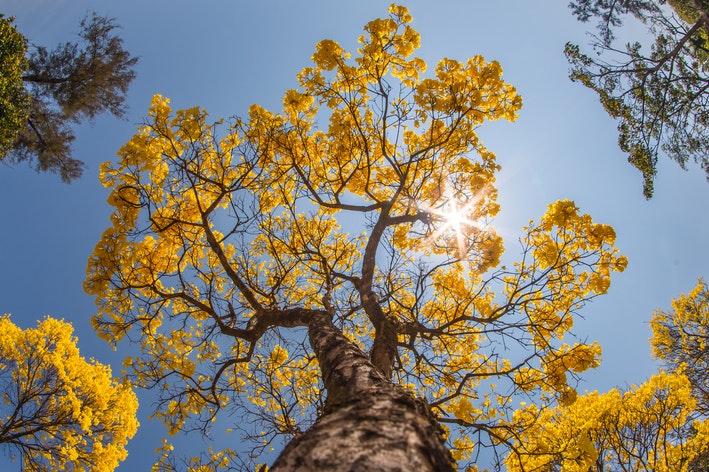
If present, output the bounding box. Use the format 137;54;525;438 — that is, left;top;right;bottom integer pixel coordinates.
2;1;708;470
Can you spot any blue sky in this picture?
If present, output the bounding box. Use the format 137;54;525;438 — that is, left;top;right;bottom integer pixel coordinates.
2;1;709;469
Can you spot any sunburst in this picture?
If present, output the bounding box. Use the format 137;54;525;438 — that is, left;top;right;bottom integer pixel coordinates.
419;186;489;259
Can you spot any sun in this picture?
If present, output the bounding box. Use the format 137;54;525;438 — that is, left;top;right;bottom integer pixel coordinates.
440;201;471;234
420;188;488;258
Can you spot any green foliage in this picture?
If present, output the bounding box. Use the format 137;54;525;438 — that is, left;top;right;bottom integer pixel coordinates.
1;12;138;182
0;16;30;159
568;0;709;198
569;0;662;45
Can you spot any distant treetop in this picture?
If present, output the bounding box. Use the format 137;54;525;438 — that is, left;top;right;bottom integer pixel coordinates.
0;12;138;182
568;0;709;197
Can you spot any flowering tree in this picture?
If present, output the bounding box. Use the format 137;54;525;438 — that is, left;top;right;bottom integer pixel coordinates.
506;280;709;471
85;5;626;470
0;315;138;471
506;371;709;471
652;278;709;413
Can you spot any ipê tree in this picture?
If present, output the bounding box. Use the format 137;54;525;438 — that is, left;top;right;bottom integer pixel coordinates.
0;315;138;471
650;279;709;472
505;370;709;471
651;278;709;414
85;5;627;470
505;279;709;472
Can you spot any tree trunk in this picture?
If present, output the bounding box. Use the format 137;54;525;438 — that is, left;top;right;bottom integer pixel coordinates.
270;312;455;472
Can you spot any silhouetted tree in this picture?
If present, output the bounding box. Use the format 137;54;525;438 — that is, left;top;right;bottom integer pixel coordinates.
0;12;137;182
568;0;709;197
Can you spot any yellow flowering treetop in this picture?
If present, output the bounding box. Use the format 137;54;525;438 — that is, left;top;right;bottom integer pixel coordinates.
505;280;709;471
0;315;138;471
651;278;709;413
85;5;626;469
505;370;709;471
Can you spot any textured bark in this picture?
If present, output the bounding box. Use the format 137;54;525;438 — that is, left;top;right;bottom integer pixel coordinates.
270;312;455;472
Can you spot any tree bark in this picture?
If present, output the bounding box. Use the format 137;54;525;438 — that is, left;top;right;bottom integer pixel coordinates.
269;312;455;472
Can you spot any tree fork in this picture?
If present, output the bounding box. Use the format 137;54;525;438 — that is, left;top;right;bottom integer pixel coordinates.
269;311;455;471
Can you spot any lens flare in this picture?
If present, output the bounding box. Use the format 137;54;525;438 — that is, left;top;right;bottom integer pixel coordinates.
419;186;490;259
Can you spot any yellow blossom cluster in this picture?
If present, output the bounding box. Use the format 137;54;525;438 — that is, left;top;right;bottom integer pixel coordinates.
152;438;241;472
506;370;709;471
651;278;709;373
0;315;138;471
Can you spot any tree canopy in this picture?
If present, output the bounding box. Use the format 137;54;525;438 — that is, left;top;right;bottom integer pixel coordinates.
567;0;709;197
0;315;138;471
0;16;30;159
651;278;709;414
0;12;137;182
505;278;709;471
84;5;630;470
506;370;709;471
